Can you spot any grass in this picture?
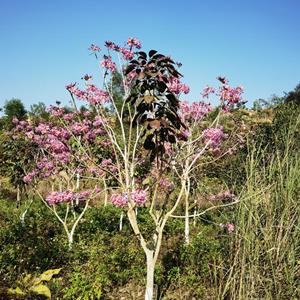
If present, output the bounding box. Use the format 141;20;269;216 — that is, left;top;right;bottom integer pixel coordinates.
219;119;300;299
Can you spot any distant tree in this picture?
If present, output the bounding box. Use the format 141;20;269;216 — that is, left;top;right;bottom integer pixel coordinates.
252;95;284;111
285;83;300;105
29;102;49;119
252;98;268;111
108;71;126;113
3;98;27;121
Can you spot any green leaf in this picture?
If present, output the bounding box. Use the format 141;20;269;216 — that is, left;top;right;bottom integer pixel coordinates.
142;177;151;185
22;274;33;284
7;287;26;295
30;284;51;299
39;268;61;282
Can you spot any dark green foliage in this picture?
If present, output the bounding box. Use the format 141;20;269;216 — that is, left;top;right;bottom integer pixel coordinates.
285;82;300;105
0;199;229;299
0;132;35;190
2;98;27;126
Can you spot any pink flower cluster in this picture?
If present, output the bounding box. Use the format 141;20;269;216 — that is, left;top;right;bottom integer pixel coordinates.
13;106;109;184
220;223;235;233
220;85;243;105
105;38;141;52
110;193;128;208
179;101;212;123
105;41;119;50
66;83;110;105
167;77;190;95
104;38;141;61
119;48;134;60
23;170;37;183
101;56;117;73
110;189;147;208
203;126;227;148
100;159;118;173
209;190;235;201
159;177;175;191
126;37;142;49
46;190;92;205
201;86;215;98
89;44;101;52
215;77;244;110
131;189;147;206
48;105;65;117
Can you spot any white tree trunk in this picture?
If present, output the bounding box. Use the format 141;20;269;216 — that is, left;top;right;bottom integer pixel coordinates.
193;207;197;227
17;184;20;208
119;211;124;231
103;177;107;206
184;198;190;244
145;250;155;300
68;233;74;250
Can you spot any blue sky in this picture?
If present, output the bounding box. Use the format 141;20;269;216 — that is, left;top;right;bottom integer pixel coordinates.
0;0;299;110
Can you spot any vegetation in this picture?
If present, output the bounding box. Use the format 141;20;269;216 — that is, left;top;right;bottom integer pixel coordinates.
0;38;299;299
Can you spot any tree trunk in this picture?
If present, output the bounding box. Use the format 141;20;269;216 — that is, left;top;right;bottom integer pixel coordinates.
184;197;190;244
145;250;155;300
16;184;20;208
68;233;73;250
119;211;124;231
103;176;107;206
193;207;197;227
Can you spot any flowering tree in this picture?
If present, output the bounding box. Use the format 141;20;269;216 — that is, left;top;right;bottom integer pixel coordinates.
17;37;244;299
169;79;245;244
13;108;109;249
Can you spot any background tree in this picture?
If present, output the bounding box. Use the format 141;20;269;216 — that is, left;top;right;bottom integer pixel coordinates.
3;98;27;123
29;102;49;119
285;82;300;105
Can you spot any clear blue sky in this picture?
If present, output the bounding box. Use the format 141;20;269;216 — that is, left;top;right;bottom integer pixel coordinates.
0;0;299;109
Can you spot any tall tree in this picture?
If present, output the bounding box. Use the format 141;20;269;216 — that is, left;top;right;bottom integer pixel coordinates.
3;98;27;123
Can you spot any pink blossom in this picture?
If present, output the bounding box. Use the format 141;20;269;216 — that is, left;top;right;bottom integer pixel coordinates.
203;126;227;148
201;86;215;98
46;190;92;205
105;41;119;51
95;186;101;193
131;189;147;206
119;47;134;60
111;193;128;208
219;85;244;105
71;122;89;135
190;102;212;121
12;117;19;125
66;83;77;93
101;56;116;72
93;116;103;127
209;190;235;201
179;101;212;122
76;190;91;201
159;178;175;191
125;71;137;84
101;140;112;146
167;77;190;95
63;113;75;121
101;159;113;167
23;170;37;183
88;44;101;52
127;37;142;49
220;223;235;233
48;105;65;118
83;111;91;117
